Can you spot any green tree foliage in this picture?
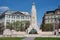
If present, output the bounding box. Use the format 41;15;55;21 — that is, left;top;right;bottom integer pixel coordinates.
24;21;30;30
42;24;53;31
6;22;12;30
0;23;4;34
6;21;30;31
12;21;22;31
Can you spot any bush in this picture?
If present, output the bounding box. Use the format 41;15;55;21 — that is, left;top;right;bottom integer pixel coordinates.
41;24;53;31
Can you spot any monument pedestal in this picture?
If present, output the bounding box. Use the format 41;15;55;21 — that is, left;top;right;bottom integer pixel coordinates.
27;24;40;34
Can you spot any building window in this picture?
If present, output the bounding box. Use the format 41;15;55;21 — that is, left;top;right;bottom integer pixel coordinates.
28;16;30;19
21;16;24;19
45;16;48;19
49;20;51;23
56;15;58;18
6;15;10;18
49;16;51;18
25;16;27;19
27;16;29;19
9;15;10;18
16;15;20;19
11;20;15;22
45;20;49;23
58;15;60;18
51;19;53;23
12;16;15;19
52;16;54;18
26;16;29;19
52;19;55;23
57;12;60;14
6;20;10;22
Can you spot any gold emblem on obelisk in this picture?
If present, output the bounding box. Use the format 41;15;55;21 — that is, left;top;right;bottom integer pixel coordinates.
32;16;35;19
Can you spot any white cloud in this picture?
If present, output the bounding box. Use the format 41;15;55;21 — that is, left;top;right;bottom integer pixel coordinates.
0;6;9;11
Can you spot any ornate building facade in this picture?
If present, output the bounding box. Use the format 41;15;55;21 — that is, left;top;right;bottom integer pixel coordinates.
0;10;31;29
41;7;60;32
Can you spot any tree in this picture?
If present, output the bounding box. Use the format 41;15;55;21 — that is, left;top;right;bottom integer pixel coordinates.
0;23;4;34
24;21;30;30
41;24;53;31
6;22;12;30
6;21;30;31
12;21;22;31
20;21;30;31
12;21;26;31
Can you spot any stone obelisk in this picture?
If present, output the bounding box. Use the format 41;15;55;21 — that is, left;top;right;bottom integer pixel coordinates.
27;2;40;34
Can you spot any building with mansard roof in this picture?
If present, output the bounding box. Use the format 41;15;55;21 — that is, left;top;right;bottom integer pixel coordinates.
41;7;60;32
0;10;31;30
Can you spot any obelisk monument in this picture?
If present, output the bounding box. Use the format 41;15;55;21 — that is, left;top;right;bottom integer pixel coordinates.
27;2;40;34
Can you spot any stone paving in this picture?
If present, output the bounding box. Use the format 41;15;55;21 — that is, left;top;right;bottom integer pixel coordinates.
0;34;60;37
22;37;35;40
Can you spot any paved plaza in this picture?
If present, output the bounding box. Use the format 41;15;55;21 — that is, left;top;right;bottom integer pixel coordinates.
22;37;35;40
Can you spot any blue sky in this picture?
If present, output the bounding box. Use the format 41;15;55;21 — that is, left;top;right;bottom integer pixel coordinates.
0;0;60;27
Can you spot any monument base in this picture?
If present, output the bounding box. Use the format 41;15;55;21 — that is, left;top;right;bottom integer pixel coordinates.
26;25;40;34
